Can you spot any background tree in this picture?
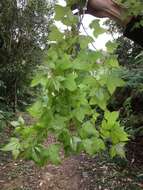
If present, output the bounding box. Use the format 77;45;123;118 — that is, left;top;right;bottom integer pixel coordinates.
0;0;53;111
105;13;143;142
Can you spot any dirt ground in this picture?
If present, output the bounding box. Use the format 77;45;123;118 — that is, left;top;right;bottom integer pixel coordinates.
1;127;143;190
1;153;143;190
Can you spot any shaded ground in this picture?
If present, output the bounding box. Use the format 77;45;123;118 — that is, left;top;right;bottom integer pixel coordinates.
1;126;143;189
1;153;143;190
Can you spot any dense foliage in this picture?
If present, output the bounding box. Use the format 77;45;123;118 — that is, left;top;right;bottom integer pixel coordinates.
1;0;143;166
0;0;53;111
103;3;143;147
1;0;130;166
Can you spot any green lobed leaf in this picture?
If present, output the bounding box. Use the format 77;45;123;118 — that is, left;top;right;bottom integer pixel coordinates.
89;19;106;38
79;121;99;139
1;138;20;159
48;144;61;165
64;73;77;91
82;137;105;155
